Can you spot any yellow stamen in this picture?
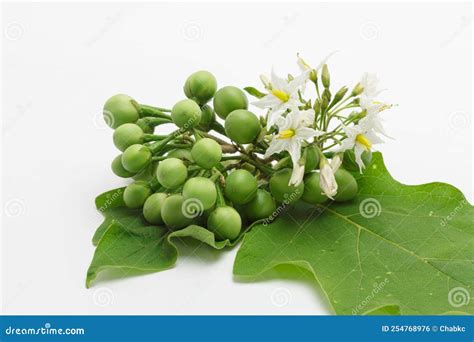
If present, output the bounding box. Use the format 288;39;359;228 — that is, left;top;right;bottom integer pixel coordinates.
356;134;372;150
271;89;290;102
278;129;296;139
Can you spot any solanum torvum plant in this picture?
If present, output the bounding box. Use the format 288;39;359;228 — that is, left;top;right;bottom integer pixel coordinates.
87;54;473;316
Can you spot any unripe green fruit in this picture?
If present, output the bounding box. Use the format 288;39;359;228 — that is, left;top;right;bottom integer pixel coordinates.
103;94;140;129
167;148;193;161
243;189;276;221
269;169;304;203
191;138;222;169
121;144;152;173
225;109;261;144
161;194;193;230
224;169;258;205
111;155;135;178
123;181;151;208
334;169;358;202
342;149;373;172
301;172;328;204
197;104;216;131
207;206;242;240
304;146;320;173
182;177;217;210
183;70;217;105
113;123;144;151
213;86;248;119
143;193;168;224
156;158;188;189
171;99;202;129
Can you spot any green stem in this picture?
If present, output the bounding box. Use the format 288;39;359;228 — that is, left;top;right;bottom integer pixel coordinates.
142;134;166;142
215;184;226;207
140;104;172;115
149;129;181;154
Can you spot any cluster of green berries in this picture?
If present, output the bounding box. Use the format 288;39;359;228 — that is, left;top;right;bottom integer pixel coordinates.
103;70;367;240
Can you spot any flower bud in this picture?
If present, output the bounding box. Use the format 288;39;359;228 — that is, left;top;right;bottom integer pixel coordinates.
351;82;364;96
321;64;330;88
334;86;348;103
310;69;317;83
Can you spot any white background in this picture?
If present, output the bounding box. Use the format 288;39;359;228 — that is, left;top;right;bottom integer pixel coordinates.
1;2;472;314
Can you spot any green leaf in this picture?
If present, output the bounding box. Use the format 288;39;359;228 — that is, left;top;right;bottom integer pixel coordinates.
234;152;474;315
86;221;176;288
87;188;259;287
244;86;266;99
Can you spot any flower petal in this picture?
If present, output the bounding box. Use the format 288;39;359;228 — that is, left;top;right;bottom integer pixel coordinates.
264;138;286;158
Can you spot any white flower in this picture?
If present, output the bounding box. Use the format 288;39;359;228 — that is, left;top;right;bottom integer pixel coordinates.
337;122;384;172
253;69;310;130
264;108;323;186
297;51;338;73
289;162;305;186
319;156;340;199
359;72;383;99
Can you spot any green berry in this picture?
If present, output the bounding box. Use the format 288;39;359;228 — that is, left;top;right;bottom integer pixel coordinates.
182;177;217;210
171;99;202;129
301;172;328;204
111;155;135;178
342;149;372;172
225;109;261;144
334;169;358;202
113;123;144;151
197;104;216;131
156;158;188;189
123;181;151;208
167;148;193;161
213;86;248;119
103;94;140;129
143;193;168;224
243;189;276;221
304;146;320;173
121;144;152;173
269;169;304;203
224;169;258;205
183;70;217;105
207;206;242;240
191;138;222;169
161;194;193;230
